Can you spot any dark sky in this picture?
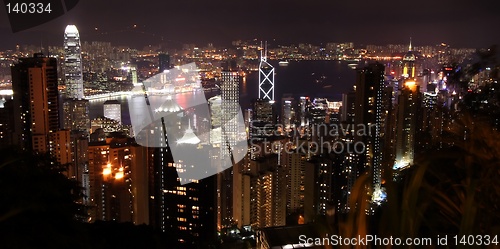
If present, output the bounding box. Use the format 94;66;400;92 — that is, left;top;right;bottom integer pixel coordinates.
1;0;499;49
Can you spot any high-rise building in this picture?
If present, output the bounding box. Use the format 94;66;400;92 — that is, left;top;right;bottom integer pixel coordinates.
216;60;249;231
402;39;416;79
63;25;90;186
103;100;122;123
129;144;150;225
249;99;276;147
422;91;438;133
341;91;356;123
11;53;70;164
298;97;310;127
158;53;171;72
217;60;240;230
63;99;90;131
253;99;275;124
353;62;385;210
258;42;275;101
283;151;308;215
394;80;420;171
309;98;328;125
220;60;240;162
145;127;216;245
337;148;359;214
304;155;335;222
381;85;397;177
132;82;216;245
87;135;134;222
281;95;295;131
64;25;84;100
67;130;89;192
247;155;286;228
0;98;14;148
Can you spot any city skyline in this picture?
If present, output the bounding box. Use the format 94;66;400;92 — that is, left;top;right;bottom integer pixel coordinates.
1;0;500;49
1;4;500;248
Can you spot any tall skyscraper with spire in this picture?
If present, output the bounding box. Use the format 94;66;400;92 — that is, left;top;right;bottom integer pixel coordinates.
258;42;275;101
63;25;90;193
402;38;416;79
62;25;89;132
64;25;84;100
252;42;277;150
62;25;89;133
394;39;421;171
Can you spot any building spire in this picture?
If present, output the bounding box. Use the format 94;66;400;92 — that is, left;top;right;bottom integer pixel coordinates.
260;41;263;60
260;41;268;62
258;40;275;101
264;41;268;60
409;37;412;51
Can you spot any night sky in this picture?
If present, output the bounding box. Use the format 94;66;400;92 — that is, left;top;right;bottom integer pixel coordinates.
1;0;499;49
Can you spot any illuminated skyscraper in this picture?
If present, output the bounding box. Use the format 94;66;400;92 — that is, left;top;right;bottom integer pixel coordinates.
253;99;274;124
87;135;134;222
63;25;90;187
63;99;90;131
284;152;307;215
394;80;420;171
247;156;286;228
64;25;84;99
220;60;240;164
249;99;276;147
217;61;249;230
353;63;385;209
402;38;416;79
217;61;240;229
281;95;295;130
11;53;70;164
258;42;275;101
298;97;310;127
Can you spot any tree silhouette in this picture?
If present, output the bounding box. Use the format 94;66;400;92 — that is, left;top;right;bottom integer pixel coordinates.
0;149;89;249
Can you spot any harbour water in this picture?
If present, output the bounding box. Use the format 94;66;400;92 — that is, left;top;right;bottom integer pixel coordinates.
88;60;357;125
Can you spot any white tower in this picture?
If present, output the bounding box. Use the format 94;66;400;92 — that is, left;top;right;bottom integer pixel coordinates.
221;66;240;162
258;42;275;101
64;25;84;99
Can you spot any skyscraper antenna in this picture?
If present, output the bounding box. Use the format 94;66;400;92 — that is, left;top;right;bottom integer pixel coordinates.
260;41;264;61
264;41;268;60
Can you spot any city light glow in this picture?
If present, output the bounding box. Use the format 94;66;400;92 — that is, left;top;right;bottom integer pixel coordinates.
115;172;124;180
